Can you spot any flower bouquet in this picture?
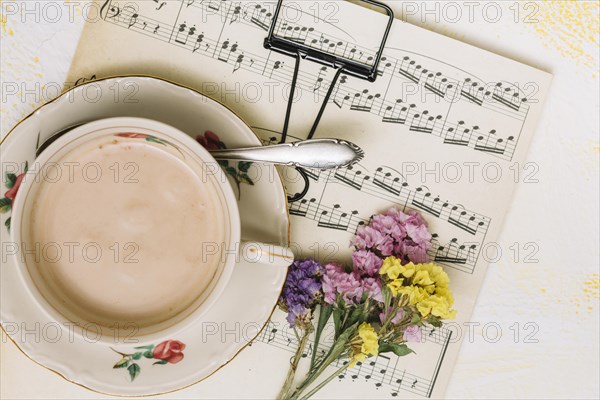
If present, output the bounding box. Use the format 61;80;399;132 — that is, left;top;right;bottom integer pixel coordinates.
277;208;456;400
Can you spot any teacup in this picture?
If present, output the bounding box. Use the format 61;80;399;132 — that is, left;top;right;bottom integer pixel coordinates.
10;117;293;344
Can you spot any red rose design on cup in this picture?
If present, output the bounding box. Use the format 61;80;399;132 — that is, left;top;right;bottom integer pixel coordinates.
115;132;150;139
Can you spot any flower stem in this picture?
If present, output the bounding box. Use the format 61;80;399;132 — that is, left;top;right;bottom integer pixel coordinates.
110;348;129;357
289;347;346;400
277;329;310;400
297;364;348;400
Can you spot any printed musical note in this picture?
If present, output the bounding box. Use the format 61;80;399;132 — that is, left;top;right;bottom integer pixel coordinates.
448;206;486;235
382;100;415;124
270;60;283;78
409;111;443;134
100;1;529;161
233;53;245;73
313;66;328;92
217;39;238;63
373;167;405;196
411;187;446;218
193;32;204;53
350;89;381;113
152;0;166;11
229;5;241;24
492;82;527;111
398;56;424;84
249;4;271;31
267;327;277;343
128;12;138;29
175;22;188;44
334;165;370;191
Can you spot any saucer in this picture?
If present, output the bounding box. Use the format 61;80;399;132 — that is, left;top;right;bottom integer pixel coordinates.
0;76;290;396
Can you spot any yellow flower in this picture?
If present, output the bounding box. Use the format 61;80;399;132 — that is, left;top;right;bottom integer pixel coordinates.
396;286;428;305
387;278;404;296
350;323;379;368
416;295;456;319
380;256;403;280
412;269;434;286
380;257;418;280
435;287;454;307
416;263;450;288
400;262;416;278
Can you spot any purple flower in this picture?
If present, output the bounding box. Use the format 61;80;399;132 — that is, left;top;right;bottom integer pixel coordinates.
371;214;405;239
322;263;362;305
352;208;432;265
286;304;310;327
385;208;432;264
279;259;323;328
385;208;427;226
358;275;383;302
403;325;422;343
323;263;385;305
379;307;405;325
352;250;383;276
352;226;394;256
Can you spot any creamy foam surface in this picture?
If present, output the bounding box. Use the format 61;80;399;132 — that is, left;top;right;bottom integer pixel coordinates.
28;137;225;330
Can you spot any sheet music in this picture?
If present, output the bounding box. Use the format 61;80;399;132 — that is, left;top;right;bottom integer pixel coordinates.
66;1;552;398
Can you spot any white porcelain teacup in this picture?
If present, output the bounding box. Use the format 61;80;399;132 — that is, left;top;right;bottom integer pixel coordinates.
10;117;293;344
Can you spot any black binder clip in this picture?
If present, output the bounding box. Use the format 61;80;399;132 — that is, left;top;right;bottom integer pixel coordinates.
264;0;394;202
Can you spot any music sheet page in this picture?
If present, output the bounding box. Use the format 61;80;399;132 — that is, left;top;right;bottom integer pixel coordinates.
66;1;552;398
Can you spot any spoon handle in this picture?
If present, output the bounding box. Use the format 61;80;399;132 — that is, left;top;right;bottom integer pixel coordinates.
209;138;364;169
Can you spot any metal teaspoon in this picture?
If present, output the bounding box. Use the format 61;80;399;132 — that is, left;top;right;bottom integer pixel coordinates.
36;125;363;169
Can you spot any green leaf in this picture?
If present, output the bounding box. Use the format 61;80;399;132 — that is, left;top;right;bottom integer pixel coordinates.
218;160;230;168
153;359;168;365
319;322;358;372
237;161;252;172
237;173;254;186
132;352;142;360
410;313;421;324
134;344;154;350
311;304;333;368
333;322;359;352
143;350;154;359
346;306;367;329
332;308;343;339
224;166;237;177
427;317;442;328
378;342;414;357
5;217;11;232
146;136;166;146
24;161;29;173
5;173;17;189
0;198;11;214
128;363;141;381
113;358;129;369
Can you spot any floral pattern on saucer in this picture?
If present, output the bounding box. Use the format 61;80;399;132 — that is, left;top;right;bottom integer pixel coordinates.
114;132;183;154
112;340;186;381
0;161;28;232
197;131;254;199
